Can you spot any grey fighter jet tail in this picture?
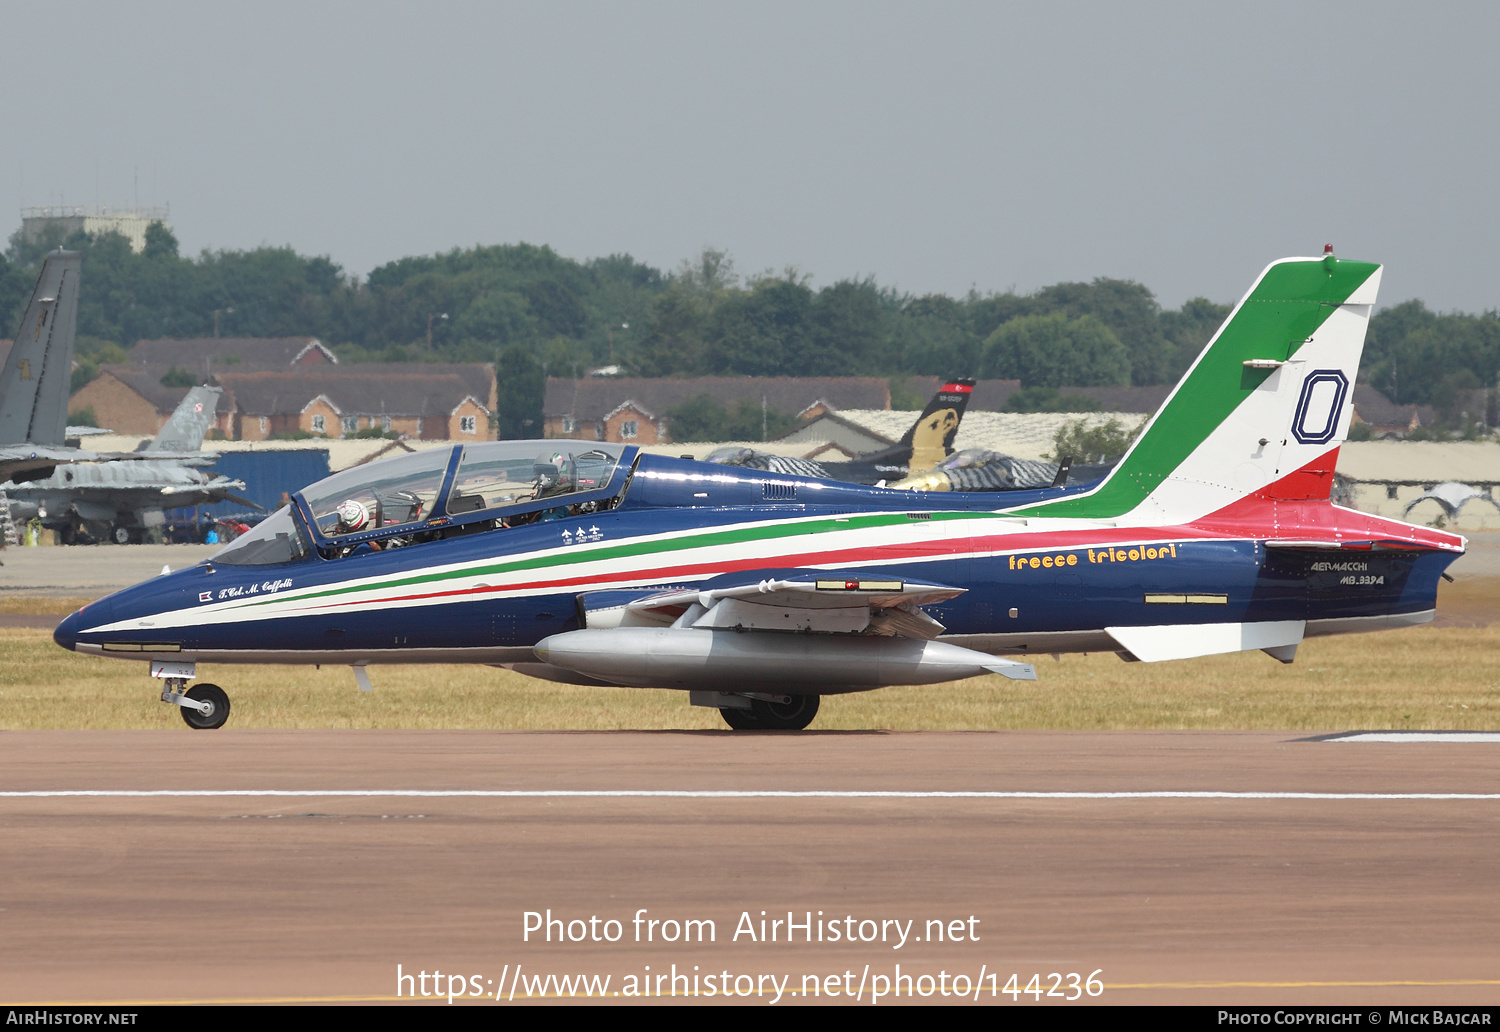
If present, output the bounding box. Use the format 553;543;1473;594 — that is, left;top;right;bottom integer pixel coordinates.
142;385;222;454
0;251;81;448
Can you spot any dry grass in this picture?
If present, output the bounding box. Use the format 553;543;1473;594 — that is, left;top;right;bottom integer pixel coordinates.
841;623;1500;731
2;618;1496;731
1430;575;1500;623
0;631;727;731
0;596;95;615
4;576;1492;731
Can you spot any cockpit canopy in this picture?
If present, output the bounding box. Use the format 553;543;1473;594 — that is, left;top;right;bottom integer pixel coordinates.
210;441;631;565
445;442;622;516
303;448;452;540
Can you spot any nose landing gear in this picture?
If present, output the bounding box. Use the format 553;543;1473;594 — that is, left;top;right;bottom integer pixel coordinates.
176;683;230;730
155;663;232;729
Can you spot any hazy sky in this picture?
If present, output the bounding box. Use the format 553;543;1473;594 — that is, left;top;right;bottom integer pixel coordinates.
4;2;1496;311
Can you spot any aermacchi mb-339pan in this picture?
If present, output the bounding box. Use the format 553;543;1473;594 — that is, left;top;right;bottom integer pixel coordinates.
54;253;1465;730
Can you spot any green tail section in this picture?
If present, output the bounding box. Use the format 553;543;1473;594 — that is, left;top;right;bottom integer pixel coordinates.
1009;256;1380;520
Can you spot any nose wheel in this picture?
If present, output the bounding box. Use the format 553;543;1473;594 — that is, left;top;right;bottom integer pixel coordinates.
172;683;231;729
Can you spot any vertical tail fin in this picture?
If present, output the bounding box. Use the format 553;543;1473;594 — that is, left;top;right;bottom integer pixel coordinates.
863;377;975;471
145;385;222;453
1014;254;1381;524
0;251;82;447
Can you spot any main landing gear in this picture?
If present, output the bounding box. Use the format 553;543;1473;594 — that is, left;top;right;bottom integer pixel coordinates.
155;664;232;729
717;693;821;731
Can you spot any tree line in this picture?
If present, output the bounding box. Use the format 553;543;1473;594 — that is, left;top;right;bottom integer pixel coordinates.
4;225;1495;431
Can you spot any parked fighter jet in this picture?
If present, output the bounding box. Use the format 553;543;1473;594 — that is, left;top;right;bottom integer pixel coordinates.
0;249;205;485
708;378;979;483
54;252;1464;732
710;378;1110;491
2;385;254;543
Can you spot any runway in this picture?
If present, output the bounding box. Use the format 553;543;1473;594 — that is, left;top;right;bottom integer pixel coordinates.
1;730;1497;1006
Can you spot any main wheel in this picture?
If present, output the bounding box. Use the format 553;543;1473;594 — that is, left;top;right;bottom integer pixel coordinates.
719;706;763;730
111;524;131;545
180;683;231;730
749;694;820;731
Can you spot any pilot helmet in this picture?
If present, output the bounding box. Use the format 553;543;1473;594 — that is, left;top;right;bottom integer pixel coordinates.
336;498;370;532
533;451;574;492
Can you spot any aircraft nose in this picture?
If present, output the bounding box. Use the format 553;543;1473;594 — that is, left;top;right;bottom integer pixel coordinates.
52;609;82;651
52;598;110;652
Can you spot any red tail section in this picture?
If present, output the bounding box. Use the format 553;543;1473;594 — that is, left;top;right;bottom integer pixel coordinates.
1193;450;1465;552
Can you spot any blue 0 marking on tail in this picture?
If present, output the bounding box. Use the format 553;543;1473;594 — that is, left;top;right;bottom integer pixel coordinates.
1291;370;1350;446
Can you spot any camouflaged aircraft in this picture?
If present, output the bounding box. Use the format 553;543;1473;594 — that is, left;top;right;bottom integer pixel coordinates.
1;385;253;543
1;250;209;488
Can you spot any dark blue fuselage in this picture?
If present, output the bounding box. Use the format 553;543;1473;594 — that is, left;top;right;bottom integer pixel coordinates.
54;454;1458;662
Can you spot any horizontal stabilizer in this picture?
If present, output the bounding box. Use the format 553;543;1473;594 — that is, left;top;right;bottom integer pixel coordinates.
1105;620;1305;663
1264;539;1368;550
95;450;218;463
1264;538;1459;553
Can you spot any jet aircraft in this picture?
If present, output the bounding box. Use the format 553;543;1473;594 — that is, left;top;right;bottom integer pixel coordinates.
709;378;977;482
711;378;1108;492
0;249;203;485
2;385;254;544
53;253;1465;731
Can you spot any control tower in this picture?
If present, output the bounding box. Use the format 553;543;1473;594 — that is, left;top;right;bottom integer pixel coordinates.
20;205;170;253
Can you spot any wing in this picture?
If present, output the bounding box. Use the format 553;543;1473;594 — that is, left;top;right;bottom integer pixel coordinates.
580;569;962;638
545;568;1036;691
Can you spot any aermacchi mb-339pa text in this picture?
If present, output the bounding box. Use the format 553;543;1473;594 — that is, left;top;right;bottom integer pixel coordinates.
54;253;1465;730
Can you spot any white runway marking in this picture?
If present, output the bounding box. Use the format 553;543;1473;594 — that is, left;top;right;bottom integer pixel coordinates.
1;789;1498;800
1327;732;1500;743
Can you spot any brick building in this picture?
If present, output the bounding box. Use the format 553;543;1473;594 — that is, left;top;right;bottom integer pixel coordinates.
69;367;234;436
544;377;895;443
220;366;495;441
69;358;496;442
